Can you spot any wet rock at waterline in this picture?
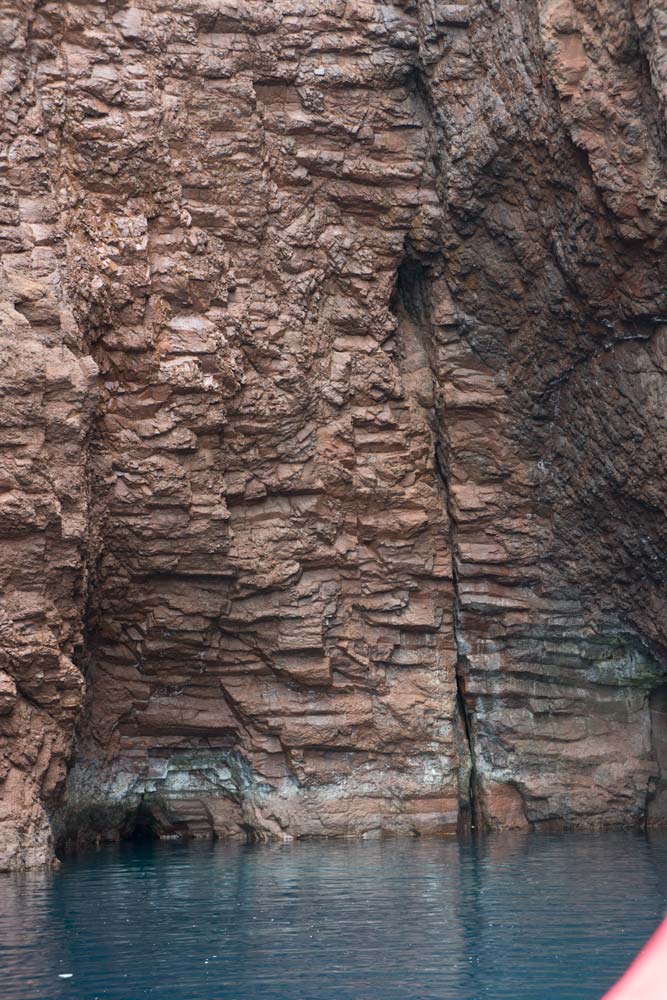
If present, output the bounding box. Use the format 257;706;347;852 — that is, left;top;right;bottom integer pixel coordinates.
2;0;667;868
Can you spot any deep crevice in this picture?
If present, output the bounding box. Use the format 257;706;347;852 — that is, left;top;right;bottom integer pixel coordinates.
392;250;481;834
436;441;482;836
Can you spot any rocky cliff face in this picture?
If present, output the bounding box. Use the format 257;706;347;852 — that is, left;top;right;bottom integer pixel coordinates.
2;0;667;869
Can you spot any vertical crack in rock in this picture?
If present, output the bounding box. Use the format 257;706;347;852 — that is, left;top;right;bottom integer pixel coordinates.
399;54;481;832
437;443;479;835
392;252;477;832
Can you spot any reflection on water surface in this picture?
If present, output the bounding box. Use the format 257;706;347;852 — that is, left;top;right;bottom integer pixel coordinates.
1;832;666;999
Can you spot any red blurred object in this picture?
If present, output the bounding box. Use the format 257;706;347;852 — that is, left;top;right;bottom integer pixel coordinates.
602;919;667;999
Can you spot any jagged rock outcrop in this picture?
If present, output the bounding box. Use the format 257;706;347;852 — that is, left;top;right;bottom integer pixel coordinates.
1;0;667;868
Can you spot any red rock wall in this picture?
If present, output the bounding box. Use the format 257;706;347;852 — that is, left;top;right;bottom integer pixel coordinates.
2;0;667;867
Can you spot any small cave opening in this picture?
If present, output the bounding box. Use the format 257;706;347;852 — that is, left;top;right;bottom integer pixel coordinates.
391;257;430;327
122;798;161;842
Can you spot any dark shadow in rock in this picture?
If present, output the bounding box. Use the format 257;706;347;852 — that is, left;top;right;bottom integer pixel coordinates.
647;684;667;826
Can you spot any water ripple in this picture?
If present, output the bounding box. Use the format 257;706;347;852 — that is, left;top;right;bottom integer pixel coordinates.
1;831;666;1000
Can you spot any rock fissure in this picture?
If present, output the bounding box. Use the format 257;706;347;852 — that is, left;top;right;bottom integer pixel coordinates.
438;441;480;834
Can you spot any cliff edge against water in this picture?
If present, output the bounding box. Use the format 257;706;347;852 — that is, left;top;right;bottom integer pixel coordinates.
2;0;667;869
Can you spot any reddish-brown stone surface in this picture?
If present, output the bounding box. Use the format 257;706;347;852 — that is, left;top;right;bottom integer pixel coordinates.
2;0;667;868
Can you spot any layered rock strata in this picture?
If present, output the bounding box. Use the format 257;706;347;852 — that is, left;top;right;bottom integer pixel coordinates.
1;0;667;867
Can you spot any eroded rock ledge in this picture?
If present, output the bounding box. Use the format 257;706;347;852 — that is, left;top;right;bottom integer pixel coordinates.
2;0;667;869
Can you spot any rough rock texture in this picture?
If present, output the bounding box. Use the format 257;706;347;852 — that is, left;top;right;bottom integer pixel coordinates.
2;0;667;867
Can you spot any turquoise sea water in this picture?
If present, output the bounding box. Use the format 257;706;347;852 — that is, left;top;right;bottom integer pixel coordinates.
1;832;666;1000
